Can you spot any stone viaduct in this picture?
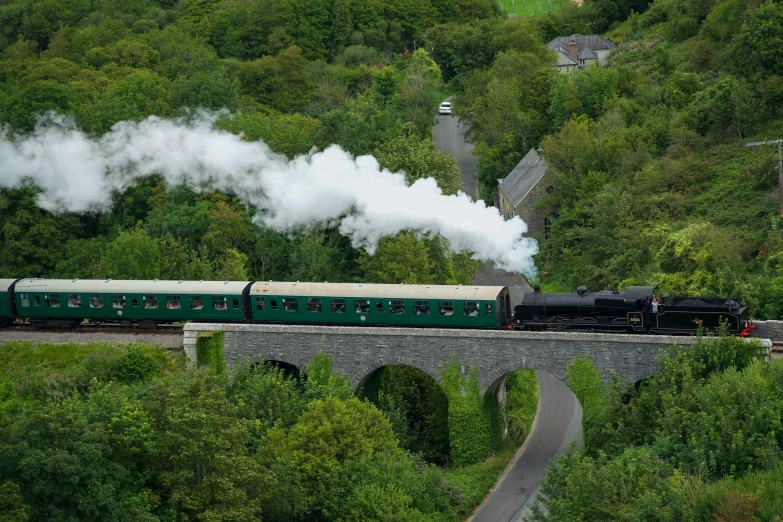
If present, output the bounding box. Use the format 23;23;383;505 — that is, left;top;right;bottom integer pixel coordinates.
184;323;774;394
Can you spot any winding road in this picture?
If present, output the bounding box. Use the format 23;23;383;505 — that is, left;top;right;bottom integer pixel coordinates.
433;110;583;521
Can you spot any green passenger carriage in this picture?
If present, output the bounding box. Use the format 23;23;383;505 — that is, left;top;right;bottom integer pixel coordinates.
0;279;18;327
13;279;251;327
248;282;511;328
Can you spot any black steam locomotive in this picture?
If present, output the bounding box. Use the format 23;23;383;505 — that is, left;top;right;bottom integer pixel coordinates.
514;285;752;336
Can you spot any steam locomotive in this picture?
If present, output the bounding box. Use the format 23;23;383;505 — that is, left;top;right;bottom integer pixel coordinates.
514;285;753;336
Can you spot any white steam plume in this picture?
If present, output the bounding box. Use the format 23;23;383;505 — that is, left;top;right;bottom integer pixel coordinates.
0;113;538;275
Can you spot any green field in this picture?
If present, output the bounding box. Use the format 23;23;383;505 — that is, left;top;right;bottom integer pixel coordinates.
498;0;569;17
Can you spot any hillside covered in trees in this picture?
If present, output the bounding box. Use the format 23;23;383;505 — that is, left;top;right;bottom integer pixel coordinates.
439;0;783;318
0;0;509;286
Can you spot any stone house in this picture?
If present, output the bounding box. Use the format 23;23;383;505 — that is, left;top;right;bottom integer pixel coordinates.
547;34;617;72
495;148;556;241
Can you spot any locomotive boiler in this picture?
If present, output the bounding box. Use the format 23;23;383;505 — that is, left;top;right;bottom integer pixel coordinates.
514;285;750;335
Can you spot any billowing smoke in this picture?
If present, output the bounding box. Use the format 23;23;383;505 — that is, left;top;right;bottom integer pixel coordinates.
0;113;538;275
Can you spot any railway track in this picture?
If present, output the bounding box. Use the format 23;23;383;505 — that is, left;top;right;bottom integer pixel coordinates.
6;323;184;334
0;323;184;348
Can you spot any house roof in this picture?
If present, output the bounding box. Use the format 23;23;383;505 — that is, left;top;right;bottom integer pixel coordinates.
555;52;578;67
577;47;598;60
547;34;616;57
497;148;550;209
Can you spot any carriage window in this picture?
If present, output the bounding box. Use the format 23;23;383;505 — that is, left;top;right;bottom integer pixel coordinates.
68;294;81;308
131;297;138;307
232;298;239;309
486;303;493;314
190;296;204;310
166;296;181;310
255;297;264;311
330;298;346;313
20;294;29;308
439;301;454;316
34;295;41;307
464;302;479;316
46;294;60;308
270;299;277;311
355;299;370;313
111;295;125;309
307;298;322;312
90;295;103;308
390;300;405;315
213;296;228;310
376;302;384;314
144;296;158;309
283;298;298;312
414;301;430;315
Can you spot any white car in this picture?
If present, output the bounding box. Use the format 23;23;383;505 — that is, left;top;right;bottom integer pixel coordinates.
439;101;452;115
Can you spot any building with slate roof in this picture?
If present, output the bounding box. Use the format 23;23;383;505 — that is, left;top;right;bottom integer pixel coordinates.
547;34;616;72
495;148;556;241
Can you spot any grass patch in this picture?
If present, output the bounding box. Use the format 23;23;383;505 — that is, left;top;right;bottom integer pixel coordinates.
507;369;538;445
498;0;568;17
445;445;519;511
0;341;183;401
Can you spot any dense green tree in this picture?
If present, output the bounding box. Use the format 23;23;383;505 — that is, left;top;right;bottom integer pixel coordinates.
218;111;317;158
0;383;157;521
144;371;267;521
2;80;90;131
374;136;463;195
289;230;341;282
238;45;313;113
360;232;436;284
54;236;108;278
0;187;84;278
724;2;783;79
80;69;171;133
144;198;210;249
99;228;162;279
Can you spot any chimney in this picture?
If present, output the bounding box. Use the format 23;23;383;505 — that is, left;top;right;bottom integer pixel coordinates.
569;35;577;61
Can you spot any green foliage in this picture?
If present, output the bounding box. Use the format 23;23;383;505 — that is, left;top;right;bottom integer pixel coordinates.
143;370;266;521
359;365;451;465
322;452;462;522
528;446;676;521
506;369;538;445
196;331;226;375
110;345;166;384
99;227;162;279
238;46;313;113
0;482;29;522
443;445;518;512
566;356;608;455
375;136;463;194
0;382;158;521
724;2;783;79
441;358;492;466
533;334;778;519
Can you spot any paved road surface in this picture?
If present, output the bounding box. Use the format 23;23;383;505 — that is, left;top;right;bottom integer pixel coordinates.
473;261;533;305
472;372;583;522
433;107;583;520
433;113;479;201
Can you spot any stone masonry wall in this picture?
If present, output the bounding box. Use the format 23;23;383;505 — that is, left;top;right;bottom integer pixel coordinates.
514;170;557;241
184;324;770;394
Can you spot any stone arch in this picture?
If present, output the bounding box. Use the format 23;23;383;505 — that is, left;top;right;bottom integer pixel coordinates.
482;358;568;395
349;355;442;392
262;359;304;379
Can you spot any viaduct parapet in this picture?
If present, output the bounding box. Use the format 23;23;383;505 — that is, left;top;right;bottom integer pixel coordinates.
183;324;772;394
